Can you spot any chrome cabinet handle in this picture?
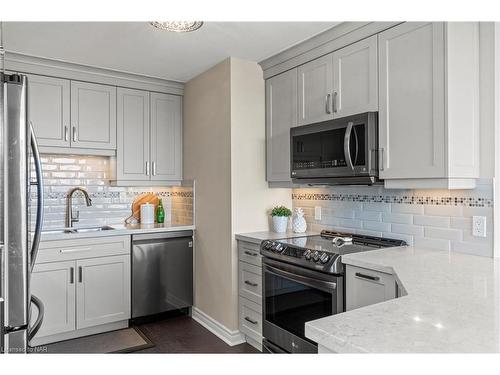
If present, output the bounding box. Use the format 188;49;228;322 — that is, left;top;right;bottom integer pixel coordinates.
145;161;150;176
244;280;258;287
59;247;92;254
72;126;77;142
355;272;380;282
379;148;385;171
244;317;258;325
244;251;258;257
333;91;338;113
64;126;69;141
78;266;83;283
70;267;74;284
325;93;332;114
152;161;156;176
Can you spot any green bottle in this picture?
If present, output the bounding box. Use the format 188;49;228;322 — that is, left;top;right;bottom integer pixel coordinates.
156;198;165;224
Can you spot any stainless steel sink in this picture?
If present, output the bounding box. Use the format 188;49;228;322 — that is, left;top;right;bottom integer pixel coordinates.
70;226;115;233
42;226;115;235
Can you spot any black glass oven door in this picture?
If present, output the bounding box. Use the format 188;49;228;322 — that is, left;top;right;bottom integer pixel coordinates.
263;262;339;345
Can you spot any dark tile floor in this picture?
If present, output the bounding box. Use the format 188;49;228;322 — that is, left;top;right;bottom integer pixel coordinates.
134;315;259;354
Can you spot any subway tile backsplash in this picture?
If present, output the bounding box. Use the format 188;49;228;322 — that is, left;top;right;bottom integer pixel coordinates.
292;181;494;257
31;154;193;230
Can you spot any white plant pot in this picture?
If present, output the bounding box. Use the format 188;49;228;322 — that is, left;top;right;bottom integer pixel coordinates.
272;216;288;233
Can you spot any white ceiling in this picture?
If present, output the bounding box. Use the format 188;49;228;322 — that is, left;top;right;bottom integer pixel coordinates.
3;22;338;82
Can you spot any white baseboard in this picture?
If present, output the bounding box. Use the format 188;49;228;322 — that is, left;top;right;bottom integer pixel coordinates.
191;307;245;346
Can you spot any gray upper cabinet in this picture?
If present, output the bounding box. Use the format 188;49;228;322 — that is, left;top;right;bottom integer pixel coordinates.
266;68;297;183
332;35;378;118
378;22;479;189
27;74;71;147
378;22;446;180
116;88;150;181
150;92;183;181
115;89;183;184
70;81;117;150
298;54;334;126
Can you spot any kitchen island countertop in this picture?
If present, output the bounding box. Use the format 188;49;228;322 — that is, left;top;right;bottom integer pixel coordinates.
305;246;500;353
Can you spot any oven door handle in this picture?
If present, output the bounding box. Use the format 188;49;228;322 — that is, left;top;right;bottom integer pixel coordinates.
344;121;354;171
264;264;338;293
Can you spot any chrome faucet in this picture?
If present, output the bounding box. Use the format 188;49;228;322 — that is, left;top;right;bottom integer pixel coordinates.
66;187;92;228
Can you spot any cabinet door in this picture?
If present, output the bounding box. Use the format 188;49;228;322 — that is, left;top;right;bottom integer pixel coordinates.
297;54;334;126
70;81;117;150
30;261;76;340
27;74;70;147
150;93;183;181
266;69;297;182
378;22;446;179
116;88;150;181
76;255;131;329
332;35;378;118
345;265;396;311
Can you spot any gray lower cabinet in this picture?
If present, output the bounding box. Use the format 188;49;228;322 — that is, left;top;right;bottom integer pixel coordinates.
237;240;263;351
266;68;297;183
345;264;396;311
114;89;183;185
30;261;76;339
29;236;131;346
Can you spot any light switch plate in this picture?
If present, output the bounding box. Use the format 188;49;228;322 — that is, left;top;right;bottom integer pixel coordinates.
314;206;322;221
472;216;487;237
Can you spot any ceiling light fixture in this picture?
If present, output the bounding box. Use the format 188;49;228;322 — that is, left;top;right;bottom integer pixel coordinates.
149;21;203;33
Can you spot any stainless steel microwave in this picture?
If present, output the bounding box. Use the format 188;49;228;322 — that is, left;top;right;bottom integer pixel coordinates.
290;112;379;185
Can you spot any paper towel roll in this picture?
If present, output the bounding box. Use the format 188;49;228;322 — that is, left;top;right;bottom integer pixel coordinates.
140;203;155;224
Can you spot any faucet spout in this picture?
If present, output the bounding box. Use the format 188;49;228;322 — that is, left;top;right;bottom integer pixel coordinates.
66;187;93;228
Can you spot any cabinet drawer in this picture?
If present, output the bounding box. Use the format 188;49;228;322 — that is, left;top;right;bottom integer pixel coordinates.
239;262;262;304
345;265;396;311
238;241;262;266
36;235;131;263
239;297;262;342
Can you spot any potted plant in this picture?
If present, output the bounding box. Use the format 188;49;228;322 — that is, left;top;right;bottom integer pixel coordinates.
270;205;292;233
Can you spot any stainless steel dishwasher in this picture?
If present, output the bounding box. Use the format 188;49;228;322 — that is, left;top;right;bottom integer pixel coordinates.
132;231;193;319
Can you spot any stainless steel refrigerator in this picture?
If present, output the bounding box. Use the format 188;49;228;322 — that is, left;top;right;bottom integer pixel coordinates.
0;71;45;353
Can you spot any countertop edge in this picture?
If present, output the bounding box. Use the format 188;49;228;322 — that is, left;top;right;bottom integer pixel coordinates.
39;224;196;241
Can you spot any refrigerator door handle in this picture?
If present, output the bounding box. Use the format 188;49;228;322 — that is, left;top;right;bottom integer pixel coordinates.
27;294;44;341
29;122;44;271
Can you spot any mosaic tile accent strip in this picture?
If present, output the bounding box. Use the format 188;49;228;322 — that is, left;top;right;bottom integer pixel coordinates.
292;193;493;208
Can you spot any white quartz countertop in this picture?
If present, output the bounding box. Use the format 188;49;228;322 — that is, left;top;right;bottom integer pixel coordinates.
39;223;195;241
305;246;500;353
235;231;319;244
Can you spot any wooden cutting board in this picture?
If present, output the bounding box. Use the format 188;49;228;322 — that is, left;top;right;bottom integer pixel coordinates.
127;193;159;223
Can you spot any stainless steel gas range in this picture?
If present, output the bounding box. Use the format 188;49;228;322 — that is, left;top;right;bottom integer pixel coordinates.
260;230;406;353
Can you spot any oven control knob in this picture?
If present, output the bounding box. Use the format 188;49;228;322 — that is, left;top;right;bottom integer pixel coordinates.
304;249;312;260
275;243;285;253
312;251;320;262
320;253;330;264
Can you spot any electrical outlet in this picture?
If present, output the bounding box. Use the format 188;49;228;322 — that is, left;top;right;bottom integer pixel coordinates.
314;206;322;221
472;216;487;237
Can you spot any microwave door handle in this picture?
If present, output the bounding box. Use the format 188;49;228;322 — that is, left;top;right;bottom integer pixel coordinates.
353;125;359;165
344;121;354;170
